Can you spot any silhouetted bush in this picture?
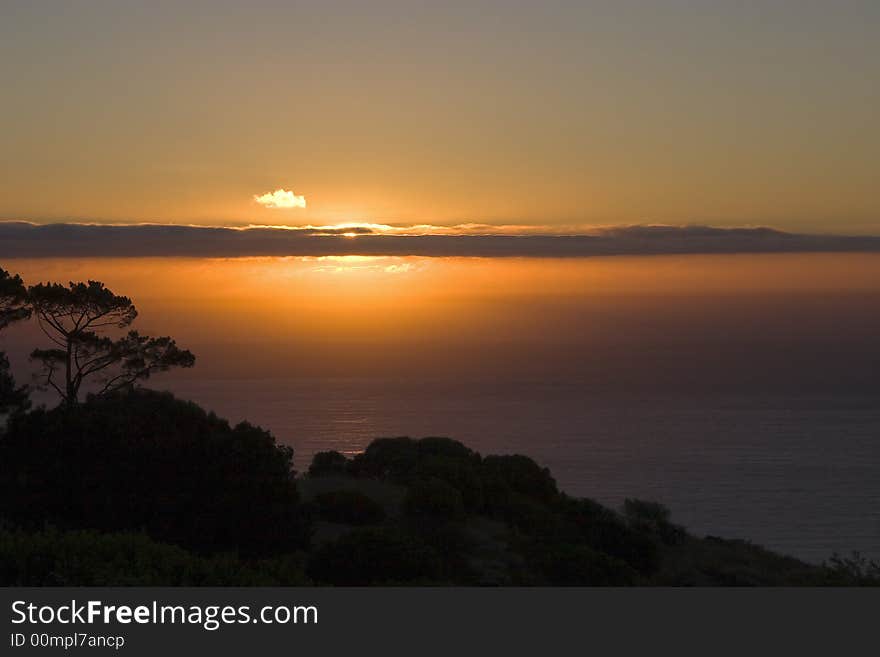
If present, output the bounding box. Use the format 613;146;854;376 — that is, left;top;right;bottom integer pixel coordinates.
412;522;474;564
412;455;484;510
0;389;308;556
0;352;29;420
660;536;864;586
481;455;558;505
349;437;420;479
624;498;670;524
308;450;349;477
312;490;386;525
623;498;685;545
417;437;479;462
403;477;465;520
0;527;309;586
307;527;443;585
499;494;564;536
527;542;639;586
561;497;661;575
350;436;481;484
823;552;880;586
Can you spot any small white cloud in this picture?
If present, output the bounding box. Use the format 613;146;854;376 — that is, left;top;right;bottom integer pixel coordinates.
254;189;307;209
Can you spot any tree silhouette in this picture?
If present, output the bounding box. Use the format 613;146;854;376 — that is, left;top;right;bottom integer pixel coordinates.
28;280;195;405
0;267;30;329
0;267;31;416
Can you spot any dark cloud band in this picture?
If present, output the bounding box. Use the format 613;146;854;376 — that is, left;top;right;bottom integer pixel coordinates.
1;222;879;259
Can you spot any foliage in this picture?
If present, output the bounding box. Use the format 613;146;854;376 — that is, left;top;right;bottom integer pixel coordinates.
416;436;479;462
481;454;559;506
0;352;29;419
349;437;421;479
28;280;194;404
0;267;30;329
307;527;444;585
654;534;849;586
560;497;661;575
0;268;31;417
308;450;350;477
823;552;880;586
349;436;486;510
412;455;484;510
403;477;465;520
312;490;386;525
0;527;309;586
623;498;686;545
0;389;308;556
525;542;638;586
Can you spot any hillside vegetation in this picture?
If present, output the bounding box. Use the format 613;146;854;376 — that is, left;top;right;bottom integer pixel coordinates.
2;389;877;586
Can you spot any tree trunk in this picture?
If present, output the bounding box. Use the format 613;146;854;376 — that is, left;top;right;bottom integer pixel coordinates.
64;337;77;405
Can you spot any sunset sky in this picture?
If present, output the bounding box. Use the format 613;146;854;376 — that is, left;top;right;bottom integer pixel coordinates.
1;0;878;233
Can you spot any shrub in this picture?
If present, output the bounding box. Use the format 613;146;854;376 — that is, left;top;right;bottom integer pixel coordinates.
350;436;480;486
403;477;465;520
481;455;558;505
498;494;562;536
416;437;478;462
0;389;309;556
624;499;671;525
0;352;29;420
349;437;420;480
412;455;484;510
0;527;309;586
623;499;686;545
308;450;350;477
307;527;443;585
824;552;880;585
527;542;638;586
312;490;386;525
561;497;661;575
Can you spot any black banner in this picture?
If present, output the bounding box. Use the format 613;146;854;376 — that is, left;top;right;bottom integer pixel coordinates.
2;588;876;655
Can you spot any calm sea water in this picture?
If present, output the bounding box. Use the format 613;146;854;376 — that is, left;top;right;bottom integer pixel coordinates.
167;377;880;564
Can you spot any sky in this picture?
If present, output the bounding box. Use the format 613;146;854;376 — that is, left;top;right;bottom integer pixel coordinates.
1;0;878;233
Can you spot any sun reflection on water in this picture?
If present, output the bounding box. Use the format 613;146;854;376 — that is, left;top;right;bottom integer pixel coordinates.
303;255;420;275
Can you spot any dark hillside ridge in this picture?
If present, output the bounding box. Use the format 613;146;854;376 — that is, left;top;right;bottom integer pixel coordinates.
1;390;877;586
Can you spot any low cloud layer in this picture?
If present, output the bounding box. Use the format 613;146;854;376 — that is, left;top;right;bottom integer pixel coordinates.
253;189;307;209
1;222;879;259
